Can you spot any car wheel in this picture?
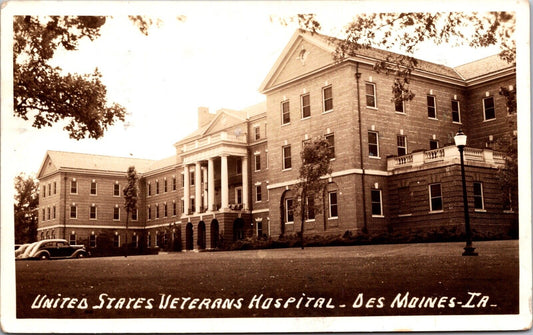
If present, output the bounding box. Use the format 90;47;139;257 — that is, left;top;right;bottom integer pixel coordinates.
39;253;49;260
77;252;86;258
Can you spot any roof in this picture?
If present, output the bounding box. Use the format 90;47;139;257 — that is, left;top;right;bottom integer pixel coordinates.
38;150;157;177
145;155;178;173
453;54;513;80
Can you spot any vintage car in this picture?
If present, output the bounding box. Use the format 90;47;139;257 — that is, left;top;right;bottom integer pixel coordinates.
18;239;88;260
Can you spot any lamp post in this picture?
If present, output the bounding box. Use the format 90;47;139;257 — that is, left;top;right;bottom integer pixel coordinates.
454;128;478;256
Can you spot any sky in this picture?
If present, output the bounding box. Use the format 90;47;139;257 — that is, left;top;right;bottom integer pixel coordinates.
2;1;515;179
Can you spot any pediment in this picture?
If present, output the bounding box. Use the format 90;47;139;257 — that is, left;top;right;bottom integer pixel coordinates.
203;111;246;136
37;154;58;179
259;31;336;93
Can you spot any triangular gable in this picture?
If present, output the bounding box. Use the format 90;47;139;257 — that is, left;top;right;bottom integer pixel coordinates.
202;110;246;136
259;30;336;93
37;152;59;179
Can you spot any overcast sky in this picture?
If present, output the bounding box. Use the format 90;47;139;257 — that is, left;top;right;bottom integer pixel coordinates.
2;1;514;178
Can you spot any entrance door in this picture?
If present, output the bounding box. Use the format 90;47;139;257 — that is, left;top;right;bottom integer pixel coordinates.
185;223;193;250
210;220;219;249
198;221;206;250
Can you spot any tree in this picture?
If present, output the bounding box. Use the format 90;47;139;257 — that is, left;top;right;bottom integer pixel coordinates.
123;166;138;257
14;173;39;243
293;137;332;249
290;12;515;104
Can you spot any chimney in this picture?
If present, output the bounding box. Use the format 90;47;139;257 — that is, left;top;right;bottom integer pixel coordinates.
198;107;214;128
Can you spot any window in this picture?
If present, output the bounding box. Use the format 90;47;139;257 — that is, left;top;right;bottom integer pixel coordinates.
325;134;335;159
90;235;97;248
190;171;195;186
53;182;57;194
173;202;177;216
90;205;97;220
70;205;77;219
43;185;46;198
132;209;138;221
148;183;152;196
113;207;120;221
69;234;76;245
328;191;338;218
254;154;261;171
282;145;292;170
256;219;263;237
285;198;294;223
427;96;436;119
42;209;45;221
113;183;120;196
147;206;152;220
429;140;439;150
147;233;152;248
236;158;242;175
301;93;311;118
483;97;495;120
306;196;315;220
48;183;51;196
155;204;160;219
256;185;262;202
451;100;461;123
172;176;177;191
164;179;168;193
473;182;484;210
156;180;160;194
47;207;50;220
254;126;261;140
365;83;376;108
164;203;168;217
235;187;243;204
323;86;333;112
70;180;77;194
281;100;290;125
368;131;379;157
53;206;56;219
113;234;120;248
429;183;443;212
133;235;139;248
191;198;195;213
181;173;185;187
371;189;383;216
90;181;97;195
394;99;405;113
397;135;407;156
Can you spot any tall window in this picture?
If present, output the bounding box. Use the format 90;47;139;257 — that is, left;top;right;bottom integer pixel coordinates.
394;98;404;113
236;158;242;175
173;202;177;216
397;135;407;156
451;100;461;123
473;182;485;210
285;198;294;223
147;206;152;220
255;154;261;171
113;234;120;248
48;183;51;196
133;235;139;248
43;185;46;198
47;207;50;220
164;179;168;193
53;206;56;219
254;126;261;140
429;183;443;212
429;140;439;150
69;233;76;245
53;181;57;194
483;97;495;120
42;209;45;221
282;145;292;170
328;191;338;218
132;209;138;221
427;96;436;119
306;196;315;220
156;180;160;194
368;131;379;157
325;134;335;158
164;203;168;217
172;176;177;191
371;189;383;216
323;86;333;112
113;183;120;196
155;204;160;219
256;185;262;202
190;171;195;186
70;205;77;219
365;83;376;108
301;93;311;118
90;181;97;195
90;205;97;220
70;180;77;194
281;100;290;124
191;198;195;213
113;207;120;221
148;183;152;196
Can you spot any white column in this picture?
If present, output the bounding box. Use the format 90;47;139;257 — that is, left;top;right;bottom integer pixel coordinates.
221;155;229;210
195;162;201;213
183;165;190;215
242;155;248;211
208;158;215;211
202;166;208;210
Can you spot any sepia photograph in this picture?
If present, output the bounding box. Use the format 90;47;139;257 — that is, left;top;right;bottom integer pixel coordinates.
1;0;531;332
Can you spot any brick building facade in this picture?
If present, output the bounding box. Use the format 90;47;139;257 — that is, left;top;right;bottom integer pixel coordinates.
36;30;518;252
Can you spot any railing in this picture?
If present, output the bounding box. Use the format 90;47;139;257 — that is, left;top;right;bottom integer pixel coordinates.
388;145;506;171
182;131;247;152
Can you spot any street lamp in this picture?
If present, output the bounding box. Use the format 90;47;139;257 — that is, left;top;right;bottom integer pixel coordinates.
454;128;478;256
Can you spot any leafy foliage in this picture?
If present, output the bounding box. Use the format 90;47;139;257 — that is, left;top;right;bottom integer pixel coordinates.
14;173;39;243
293;137;332;248
123;166;139;217
14;16;127;140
